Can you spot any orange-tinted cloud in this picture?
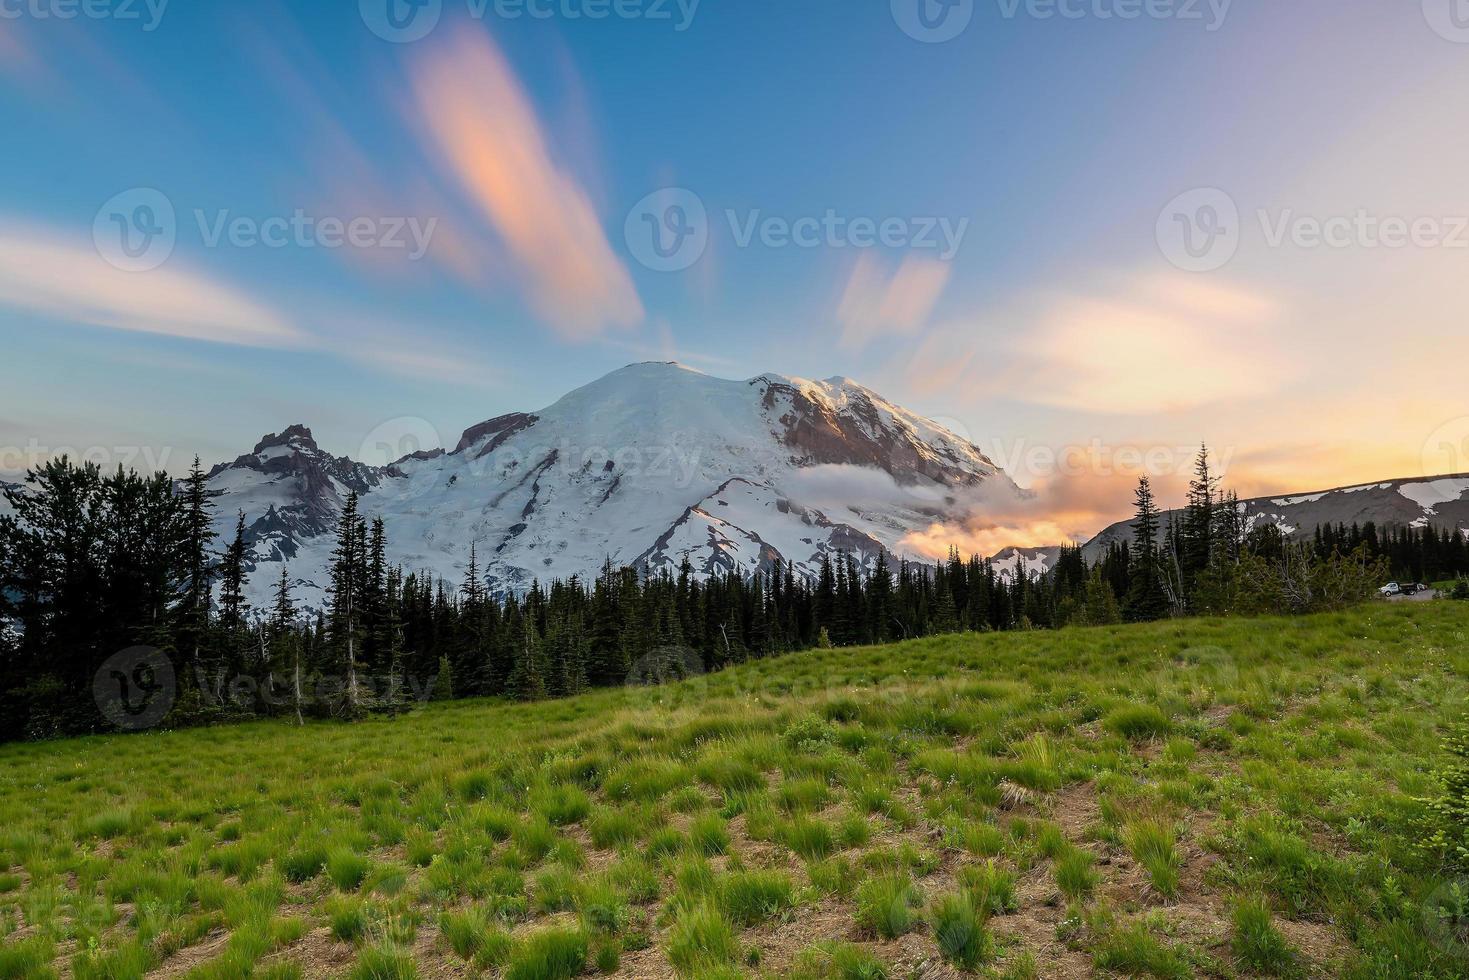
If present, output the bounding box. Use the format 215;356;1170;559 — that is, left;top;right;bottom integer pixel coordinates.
901;520;1083;559
895;436;1235;559
1021;276;1288;415
406;29;642;338
837;253;950;350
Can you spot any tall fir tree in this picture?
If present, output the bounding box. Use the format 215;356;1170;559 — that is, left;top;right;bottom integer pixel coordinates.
327;492;367;716
1124;476;1171;622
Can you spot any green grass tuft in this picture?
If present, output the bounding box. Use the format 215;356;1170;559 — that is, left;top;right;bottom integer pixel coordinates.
929;892;994;970
327;849;373;891
855;875;922;940
666;903;740;975
1104;704;1172;741
1125;820;1182;898
504;926;589;980
1231;895;1302;977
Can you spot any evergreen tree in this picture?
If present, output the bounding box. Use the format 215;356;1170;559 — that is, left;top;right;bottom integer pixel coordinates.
1180;444;1218;603
508;614;546;701
178;457;217;682
327;492;367;716
1124;476;1171;622
1083;566;1122;625
269;567;305;724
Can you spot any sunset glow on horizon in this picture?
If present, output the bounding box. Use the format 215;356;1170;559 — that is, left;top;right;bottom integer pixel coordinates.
3;1;1468;553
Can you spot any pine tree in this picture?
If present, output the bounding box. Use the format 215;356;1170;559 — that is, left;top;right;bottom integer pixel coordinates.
508;616;546;702
269;567;304;724
328;492;367;716
218;512;248;636
1124;476;1171;622
1083;566;1122;625
363;517;388;673
178;456;217;684
1181;444;1218;603
867;551;893;643
382;566;408;716
455;544;488;697
586;558;625;686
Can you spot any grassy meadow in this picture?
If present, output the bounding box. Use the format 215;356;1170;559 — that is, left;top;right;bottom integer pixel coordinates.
3;602;1469;979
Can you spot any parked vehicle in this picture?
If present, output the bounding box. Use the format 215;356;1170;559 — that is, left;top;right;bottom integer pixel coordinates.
1380;582;1402;596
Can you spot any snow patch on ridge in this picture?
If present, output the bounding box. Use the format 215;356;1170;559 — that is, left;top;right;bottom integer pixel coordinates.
1398;479;1469;514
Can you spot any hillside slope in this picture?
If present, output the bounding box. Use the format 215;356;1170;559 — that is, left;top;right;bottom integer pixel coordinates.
2;603;1466;978
1081;474;1469;561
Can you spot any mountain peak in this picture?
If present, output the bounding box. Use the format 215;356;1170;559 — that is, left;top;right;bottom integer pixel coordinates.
611;360;705;378
252;424;318;454
205;366;1018;609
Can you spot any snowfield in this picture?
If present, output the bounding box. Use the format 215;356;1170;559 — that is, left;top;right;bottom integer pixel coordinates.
204;363;1018;608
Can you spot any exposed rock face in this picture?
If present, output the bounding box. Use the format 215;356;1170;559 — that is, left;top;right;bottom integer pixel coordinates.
761;377;992;488
636;478;891;581
452;413;538;458
206;425;384;544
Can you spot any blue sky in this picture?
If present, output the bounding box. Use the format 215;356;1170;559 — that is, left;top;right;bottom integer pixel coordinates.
5;0;1469;542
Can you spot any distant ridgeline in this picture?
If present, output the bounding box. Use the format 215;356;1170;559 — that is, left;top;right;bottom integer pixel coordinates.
0;447;1462;741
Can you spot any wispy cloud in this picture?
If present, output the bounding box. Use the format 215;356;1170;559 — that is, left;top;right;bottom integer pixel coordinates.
837;253;950;351
307;309;503;387
908;272;1287;416
1017;275;1286;414
0;228;300;347
0;216;509;389
895;461;1181;560
406;29;642;339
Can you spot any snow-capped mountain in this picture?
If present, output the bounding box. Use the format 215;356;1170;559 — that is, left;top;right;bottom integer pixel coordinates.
209;363;1016;608
1081;475;1469;560
989;545;1062;581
